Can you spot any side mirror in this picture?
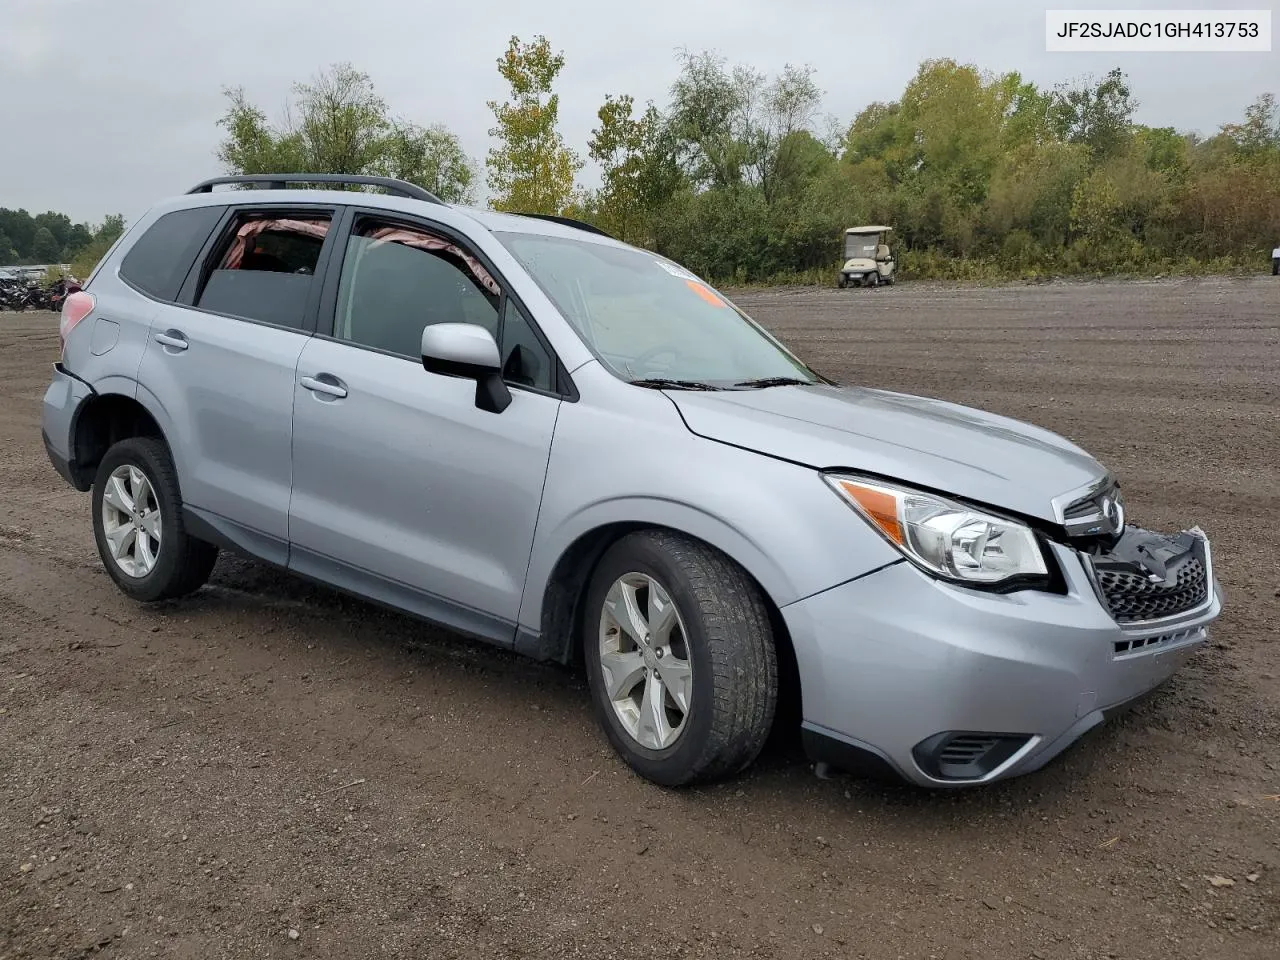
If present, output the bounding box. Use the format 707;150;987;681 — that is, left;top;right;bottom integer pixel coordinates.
421;322;511;414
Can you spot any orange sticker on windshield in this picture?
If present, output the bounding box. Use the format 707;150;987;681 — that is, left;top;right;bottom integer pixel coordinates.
685;279;725;308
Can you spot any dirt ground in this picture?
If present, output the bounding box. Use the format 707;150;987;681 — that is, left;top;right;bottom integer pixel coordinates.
2;276;1278;960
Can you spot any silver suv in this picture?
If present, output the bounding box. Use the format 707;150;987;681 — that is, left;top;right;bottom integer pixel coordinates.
42;174;1223;788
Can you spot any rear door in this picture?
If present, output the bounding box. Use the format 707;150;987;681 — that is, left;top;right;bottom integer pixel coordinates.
136;204;343;552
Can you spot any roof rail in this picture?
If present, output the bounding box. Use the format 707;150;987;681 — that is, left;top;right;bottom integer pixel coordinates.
187;174;446;205
513;213;615;239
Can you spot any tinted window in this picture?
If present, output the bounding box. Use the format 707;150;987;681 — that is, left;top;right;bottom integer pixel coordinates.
119;206;223;301
334;220;500;358
500;298;553;391
196;213;331;329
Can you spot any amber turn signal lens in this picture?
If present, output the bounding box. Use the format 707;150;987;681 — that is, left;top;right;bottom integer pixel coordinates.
835;480;904;545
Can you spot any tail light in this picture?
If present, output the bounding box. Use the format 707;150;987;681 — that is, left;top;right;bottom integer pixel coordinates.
59;291;96;358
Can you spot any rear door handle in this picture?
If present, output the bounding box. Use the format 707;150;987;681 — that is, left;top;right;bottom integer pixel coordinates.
154;330;188;351
300;375;348;399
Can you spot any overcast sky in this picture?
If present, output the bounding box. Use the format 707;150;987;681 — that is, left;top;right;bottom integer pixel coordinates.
1;0;1275;224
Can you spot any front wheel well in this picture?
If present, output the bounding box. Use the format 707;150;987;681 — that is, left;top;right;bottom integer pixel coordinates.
71;394;167;489
538;523;802;738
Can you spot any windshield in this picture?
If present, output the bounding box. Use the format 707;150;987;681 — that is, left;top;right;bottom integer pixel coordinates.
494;232;818;387
844;233;881;259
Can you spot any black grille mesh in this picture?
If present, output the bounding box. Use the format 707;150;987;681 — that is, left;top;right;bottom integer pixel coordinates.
1096;556;1208;623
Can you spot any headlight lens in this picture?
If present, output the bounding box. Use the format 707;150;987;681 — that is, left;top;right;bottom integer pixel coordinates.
825;475;1048;585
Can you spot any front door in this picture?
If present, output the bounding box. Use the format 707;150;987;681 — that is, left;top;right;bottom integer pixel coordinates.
287;214;562;642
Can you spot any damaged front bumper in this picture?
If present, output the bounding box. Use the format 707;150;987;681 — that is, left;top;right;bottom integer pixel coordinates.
784;523;1224;788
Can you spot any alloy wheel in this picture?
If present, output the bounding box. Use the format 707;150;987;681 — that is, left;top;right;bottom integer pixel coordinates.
597;572;693;750
100;464;162;578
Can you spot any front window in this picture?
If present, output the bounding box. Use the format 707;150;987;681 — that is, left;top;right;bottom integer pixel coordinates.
494;232;818;387
844;233;880;259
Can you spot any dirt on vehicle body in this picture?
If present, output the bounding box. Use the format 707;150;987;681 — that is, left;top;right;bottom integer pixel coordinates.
2;277;1278;959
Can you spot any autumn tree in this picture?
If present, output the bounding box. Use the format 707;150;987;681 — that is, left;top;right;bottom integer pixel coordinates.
216;63;477;203
486;35;582;214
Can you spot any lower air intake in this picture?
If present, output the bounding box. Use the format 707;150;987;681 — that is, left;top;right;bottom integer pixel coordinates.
913;731;1034;781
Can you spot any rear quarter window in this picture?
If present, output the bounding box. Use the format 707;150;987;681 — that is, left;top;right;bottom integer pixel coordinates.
118;206;224;301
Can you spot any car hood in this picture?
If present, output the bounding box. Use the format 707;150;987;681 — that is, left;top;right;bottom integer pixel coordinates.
668;384;1106;524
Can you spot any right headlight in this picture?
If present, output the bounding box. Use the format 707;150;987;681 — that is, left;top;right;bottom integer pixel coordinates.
824;474;1049;586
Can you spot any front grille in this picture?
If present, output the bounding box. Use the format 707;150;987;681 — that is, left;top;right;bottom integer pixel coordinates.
1063;497;1099;520
1060;481;1124;537
1096;556;1208;623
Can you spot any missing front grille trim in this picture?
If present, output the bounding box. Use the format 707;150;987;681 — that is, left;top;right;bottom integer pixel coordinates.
1084;526;1212;625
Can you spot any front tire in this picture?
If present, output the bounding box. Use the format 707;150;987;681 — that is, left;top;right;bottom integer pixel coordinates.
91;437;218;602
583;530;778;787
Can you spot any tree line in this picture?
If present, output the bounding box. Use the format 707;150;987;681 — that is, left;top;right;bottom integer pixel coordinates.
0;209;125;279
13;37;1279;285
218;39;1280;282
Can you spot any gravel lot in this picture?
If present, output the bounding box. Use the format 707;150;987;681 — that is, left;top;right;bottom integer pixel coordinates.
2;277;1278;959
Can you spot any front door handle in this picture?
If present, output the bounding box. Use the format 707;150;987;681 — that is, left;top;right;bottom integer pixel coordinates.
154;330;188;351
300;375;348;399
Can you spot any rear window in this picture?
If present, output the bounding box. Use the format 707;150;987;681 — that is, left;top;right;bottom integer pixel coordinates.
118;206;223;301
196;213;331;329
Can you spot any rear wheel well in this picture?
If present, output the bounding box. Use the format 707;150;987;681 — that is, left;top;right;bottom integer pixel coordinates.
540;523;802;739
71;395;167;489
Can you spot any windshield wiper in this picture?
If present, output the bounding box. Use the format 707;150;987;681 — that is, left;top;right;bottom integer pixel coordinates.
629;378;722;391
732;376;814;388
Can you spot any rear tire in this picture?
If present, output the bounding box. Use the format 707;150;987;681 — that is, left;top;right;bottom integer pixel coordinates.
91;437;218;602
583;530;778;787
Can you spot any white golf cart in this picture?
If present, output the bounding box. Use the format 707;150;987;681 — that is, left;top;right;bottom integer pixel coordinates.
838;226;895;288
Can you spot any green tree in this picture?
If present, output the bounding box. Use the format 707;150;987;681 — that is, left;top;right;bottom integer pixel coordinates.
0;229;15;265
588;94;681;242
772;130;834;201
1049;67;1136;160
667;49;749;190
31;226;60;263
216;63;476;203
0;210;36;259
667;52;823;201
486;35;582;214
69;214;128;281
96;214;126;244
1220;92;1279;157
373;122;477;204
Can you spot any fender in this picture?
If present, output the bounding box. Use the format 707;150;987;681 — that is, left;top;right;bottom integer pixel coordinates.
130;379;190;480
88;374;141;402
89;377;187;484
521;494;798;635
